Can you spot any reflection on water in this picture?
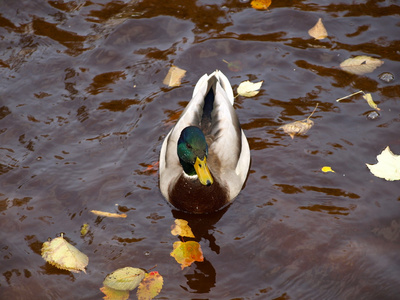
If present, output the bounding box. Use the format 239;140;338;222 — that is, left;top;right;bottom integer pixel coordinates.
1;0;400;299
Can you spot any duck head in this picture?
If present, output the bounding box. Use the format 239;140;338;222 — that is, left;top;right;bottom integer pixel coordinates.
177;126;214;186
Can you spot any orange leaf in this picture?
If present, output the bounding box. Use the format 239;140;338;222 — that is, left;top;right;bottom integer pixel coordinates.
251;0;271;10
170;241;204;269
171;219;195;238
137;271;163;300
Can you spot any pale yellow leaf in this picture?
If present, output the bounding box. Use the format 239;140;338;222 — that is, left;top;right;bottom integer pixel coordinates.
41;234;88;273
237;80;263;97
322;166;335;173
163;66;186;87
90;210;127;218
103;267;146;291
279;119;314;139
340;56;384;75
171;219;195;238
366;146;400;181
362;93;380;111
308;18;328;40
100;286;130;300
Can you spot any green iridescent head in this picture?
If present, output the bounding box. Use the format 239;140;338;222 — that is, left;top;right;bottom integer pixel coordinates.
177;126;213;186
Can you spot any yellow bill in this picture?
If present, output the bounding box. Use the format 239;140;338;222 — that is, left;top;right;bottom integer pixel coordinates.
194;156;213;186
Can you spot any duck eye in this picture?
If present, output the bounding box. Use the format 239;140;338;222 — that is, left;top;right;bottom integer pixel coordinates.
186;143;192;149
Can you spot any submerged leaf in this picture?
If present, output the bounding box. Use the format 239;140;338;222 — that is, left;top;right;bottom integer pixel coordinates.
41;234;88;273
237;80;263;97
222;59;243;72
340;56;384;75
163;66;186;87
100;286;129;300
171;219;195;238
103;267;146;291
366;146;400;181
362;93;380;111
251;0;271;10
170;241;204;269
137;271;164;300
308;18;328;40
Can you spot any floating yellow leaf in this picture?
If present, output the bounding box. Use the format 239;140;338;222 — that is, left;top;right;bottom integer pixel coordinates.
100;286;129;300
90;210;127;218
366;146;400;181
322;166;335;173
41;234;88;273
237;80;263;97
137;271;164;300
170;241;204;269
171;219;195;238
80;223;90;236
251;0;271;10
103;267;146;291
336;90;381;111
163;66;186;87
340;56;384;75
308;18;328;40
362;93;380;111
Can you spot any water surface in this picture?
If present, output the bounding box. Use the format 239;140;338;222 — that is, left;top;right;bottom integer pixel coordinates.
1;0;400;299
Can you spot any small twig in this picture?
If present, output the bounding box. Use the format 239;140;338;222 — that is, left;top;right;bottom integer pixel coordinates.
336;90;364;102
307;103;319;120
147;265;157;272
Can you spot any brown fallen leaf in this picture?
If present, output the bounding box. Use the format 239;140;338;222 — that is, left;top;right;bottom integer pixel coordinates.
91;210;127;218
279;103;318;139
339;56;384;75
163;66;186;87
280;119;314;139
308;18;328;40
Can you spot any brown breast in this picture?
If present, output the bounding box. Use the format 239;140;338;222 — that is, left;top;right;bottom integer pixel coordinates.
169;174;229;214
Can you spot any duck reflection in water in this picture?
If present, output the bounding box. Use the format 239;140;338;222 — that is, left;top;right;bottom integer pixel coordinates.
171;206;229;293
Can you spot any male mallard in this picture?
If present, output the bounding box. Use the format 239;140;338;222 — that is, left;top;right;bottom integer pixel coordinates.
159;70;251;214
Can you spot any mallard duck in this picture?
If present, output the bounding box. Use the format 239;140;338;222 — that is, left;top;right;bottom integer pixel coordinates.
159;70;251;214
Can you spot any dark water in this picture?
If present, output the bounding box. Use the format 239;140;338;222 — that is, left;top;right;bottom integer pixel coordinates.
1;0;400;299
